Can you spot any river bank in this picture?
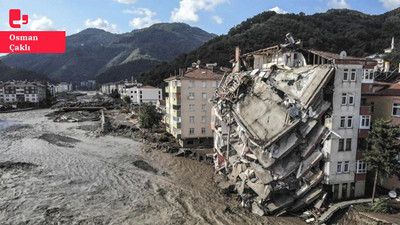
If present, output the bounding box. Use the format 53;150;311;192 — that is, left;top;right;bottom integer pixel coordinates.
0;109;303;224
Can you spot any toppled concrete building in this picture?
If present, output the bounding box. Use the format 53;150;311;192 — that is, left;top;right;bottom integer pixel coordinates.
211;34;377;217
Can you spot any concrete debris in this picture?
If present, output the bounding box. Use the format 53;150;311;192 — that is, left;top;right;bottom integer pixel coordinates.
211;34;336;219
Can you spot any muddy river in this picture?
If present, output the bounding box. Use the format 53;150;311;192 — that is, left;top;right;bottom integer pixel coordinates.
0;109;303;224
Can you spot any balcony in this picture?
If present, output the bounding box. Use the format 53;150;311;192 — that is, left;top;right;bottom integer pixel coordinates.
171;86;181;94
165;87;169;93
172;98;181;105
171;120;181;129
172;110;181;117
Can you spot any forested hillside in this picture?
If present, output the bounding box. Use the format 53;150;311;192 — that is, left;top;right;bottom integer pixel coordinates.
140;8;400;86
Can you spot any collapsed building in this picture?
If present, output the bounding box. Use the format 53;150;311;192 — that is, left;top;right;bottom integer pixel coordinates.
211;34;377;217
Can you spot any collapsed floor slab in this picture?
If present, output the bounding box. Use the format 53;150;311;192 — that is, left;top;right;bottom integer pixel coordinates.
211;64;335;217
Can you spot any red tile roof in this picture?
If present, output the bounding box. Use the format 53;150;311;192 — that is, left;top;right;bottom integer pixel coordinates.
371;82;400;96
164;69;223;81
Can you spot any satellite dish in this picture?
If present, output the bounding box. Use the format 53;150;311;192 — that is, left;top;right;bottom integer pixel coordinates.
389;190;397;199
340;51;347;59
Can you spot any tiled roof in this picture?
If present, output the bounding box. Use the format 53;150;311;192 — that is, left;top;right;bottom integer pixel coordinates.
373;82;400;96
164;69;223;81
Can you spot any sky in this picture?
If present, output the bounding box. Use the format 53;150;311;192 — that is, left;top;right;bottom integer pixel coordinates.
0;0;399;36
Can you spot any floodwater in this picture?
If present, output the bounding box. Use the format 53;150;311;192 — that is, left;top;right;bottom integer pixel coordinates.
0;109;303;224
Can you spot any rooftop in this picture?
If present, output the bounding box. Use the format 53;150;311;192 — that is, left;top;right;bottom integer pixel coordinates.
139;85;159;89
165;69;223;81
369;82;400;96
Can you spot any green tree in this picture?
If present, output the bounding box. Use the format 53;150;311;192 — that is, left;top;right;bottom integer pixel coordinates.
123;95;131;104
139;103;163;130
366;119;400;203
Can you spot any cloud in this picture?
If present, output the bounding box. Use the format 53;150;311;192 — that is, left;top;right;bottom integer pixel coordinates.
30;16;54;31
85;18;119;33
115;0;138;4
171;0;228;23
212;15;223;24
123;9;135;14
379;0;400;9
129;8;160;29
268;6;288;14
328;0;351;8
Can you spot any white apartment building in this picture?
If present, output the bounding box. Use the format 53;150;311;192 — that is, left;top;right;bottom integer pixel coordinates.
54;82;73;93
119;83;162;105
0;82;46;103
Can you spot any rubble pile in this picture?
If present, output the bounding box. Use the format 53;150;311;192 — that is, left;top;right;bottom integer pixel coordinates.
51;95;123;110
211;64;335;217
47;111;101;123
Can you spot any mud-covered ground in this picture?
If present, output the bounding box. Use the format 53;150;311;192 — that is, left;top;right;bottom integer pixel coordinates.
0;109;303;224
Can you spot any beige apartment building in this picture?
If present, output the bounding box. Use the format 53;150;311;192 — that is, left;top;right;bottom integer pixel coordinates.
165;68;223;147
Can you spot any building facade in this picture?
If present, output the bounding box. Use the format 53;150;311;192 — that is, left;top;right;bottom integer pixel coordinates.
165;69;222;147
119;83;162;105
210;38;377;215
54;82;73;93
0;81;46;103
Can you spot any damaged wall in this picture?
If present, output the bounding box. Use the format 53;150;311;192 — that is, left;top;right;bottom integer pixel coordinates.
211;62;335;217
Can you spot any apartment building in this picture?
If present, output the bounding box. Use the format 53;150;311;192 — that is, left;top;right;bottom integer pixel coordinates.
165;68;223;147
100;81;124;94
119;82;162;105
0;81;46;103
210;36;378;214
54;82;73;93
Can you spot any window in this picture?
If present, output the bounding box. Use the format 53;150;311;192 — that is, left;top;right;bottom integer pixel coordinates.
189;128;195;134
356;160;367;173
189;116;195;123
340;117;346;128
344;161;350;173
341;93;347;105
212;81;218;88
337;162;343;173
346;138;352;151
347;116;353;128
189;104;195;112
202;81;207;88
189;92;195;100
189;80;195;88
342;93;354;105
201;104;207;112
348;94;355;105
360;115;371;129
392;103;400;116
202;93;207;99
338;139;344;151
343;69;349;81
350;69;356;81
202;116;206;123
201;127;206;134
363;69;374;81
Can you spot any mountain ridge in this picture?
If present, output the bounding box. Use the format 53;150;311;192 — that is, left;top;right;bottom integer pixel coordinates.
0;23;217;83
139;8;400;86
